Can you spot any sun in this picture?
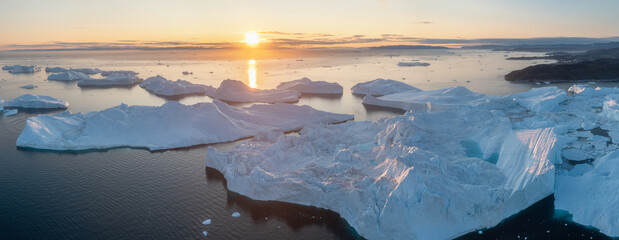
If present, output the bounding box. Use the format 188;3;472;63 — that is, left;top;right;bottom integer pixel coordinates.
244;31;262;46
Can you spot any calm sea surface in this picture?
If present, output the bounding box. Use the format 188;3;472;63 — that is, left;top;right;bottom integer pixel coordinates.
0;49;612;239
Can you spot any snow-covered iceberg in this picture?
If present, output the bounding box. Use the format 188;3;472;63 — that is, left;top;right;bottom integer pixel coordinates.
4;94;68;109
555;149;619;237
206;79;301;103
45;67;68;73
16;100;353;151
510;86;567;113
398;62;430;67
351;79;421;96
276;77;343;94
206;107;558;240
362;86;489;111
2;65;42;73
0;97;3;111
77;73;143;87
139;75;214;97
47;71;89;81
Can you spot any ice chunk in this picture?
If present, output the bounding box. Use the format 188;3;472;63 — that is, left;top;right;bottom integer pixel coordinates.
555;150;619;237
276;77;343;94
206;107;557;240
561;149;590;161
139;75;214;97
601;94;619;121
45;67;68;73
3;65;41;73
4;94;68;109
362;86;488;111
0;97;3;111
231;212;240;218
202;231;208;236
100;70;138;76
4;109;18;116
47;71;89;81
397;62;430;66
16;100;352;151
511;87;567;113
70;68;103;75
351;79;421;96
77;73;143;87
206;79;300;103
202;219;211;225
20;85;38;89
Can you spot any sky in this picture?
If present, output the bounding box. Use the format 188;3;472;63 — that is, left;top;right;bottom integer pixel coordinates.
1;0;619;50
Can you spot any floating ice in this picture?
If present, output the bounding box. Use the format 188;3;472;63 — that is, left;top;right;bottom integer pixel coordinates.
397;62;430;67
202;231;208;236
206;79;300;103
20;85;38;89
0;97;3;111
555;150;619;237
351;78;421;96
2;65;42;73
202;219;211;225
70;68;103;75
45;67;68;73
276;77;343;94
16;100;352;151
206;106;558;240
3;109;18;116
362;86;489;111
140;75;214;97
510;87;567;113
101;70;138;76
78;73;143;87
232;212;240;218
4;94;68;109
47;71;89;81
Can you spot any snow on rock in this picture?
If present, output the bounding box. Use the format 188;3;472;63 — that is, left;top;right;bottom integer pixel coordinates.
4;94;68;109
20;85;38;89
16;100;352;151
206;106;558;240
555;149;619;237
206;79;300;103
351;78;421;96
2;65;42;73
511;87;567;113
139;75;214;97
77;73;143;87
362;86;489;111
45;67;68;73
398;62;430;67
4;109;18;117
47;71;89;81
276;77;343;94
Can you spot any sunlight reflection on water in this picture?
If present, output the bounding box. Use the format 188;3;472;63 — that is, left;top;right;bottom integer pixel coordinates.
248;59;257;88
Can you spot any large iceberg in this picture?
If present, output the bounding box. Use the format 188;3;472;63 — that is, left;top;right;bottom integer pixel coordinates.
362;86;489;111
351;78;421;96
16;100;353;151
206;79;301;103
555;150;618;236
276;77;343;94
2;65;42;73
77;73;143;87
4;94;68;109
47;71;89;81
139;75;214;97
206;107;558;240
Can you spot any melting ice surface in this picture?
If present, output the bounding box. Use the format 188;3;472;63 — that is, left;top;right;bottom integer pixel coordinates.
207;84;619;239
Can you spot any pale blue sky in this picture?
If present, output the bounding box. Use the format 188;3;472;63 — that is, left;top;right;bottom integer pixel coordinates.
1;0;618;48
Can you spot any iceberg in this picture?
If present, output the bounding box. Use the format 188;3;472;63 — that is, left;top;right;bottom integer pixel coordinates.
362;86;488;111
70;68;103;75
16;100;353;151
206;107;558;240
45;67;68;73
555;150;619;237
206;79;301;103
351;78;421;96
276;77;343;94
398;62;430;67
4;109;18;117
139;75;214;97
2;65;42;73
100;70;138;76
77;73;143;87
4;94;68;109
510;87;567;113
20;85;38;89
0;97;4;111
47;71;89;81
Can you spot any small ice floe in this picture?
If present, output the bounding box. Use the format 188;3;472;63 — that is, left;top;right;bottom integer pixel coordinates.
2;65;42;73
20;85;38;89
182;71;193;75
202;219;211;225
351;78;420;96
48;71;89;81
4;94;68;109
231;212;241;218
397;62;430;67
276;77;343;94
3;109;18;117
78;73;142;87
202;231;208;236
45;67;68;73
69;68;103;75
139;75;213;97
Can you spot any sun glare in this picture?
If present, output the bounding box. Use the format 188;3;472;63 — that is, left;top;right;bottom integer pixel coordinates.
245;31;262;46
248;59;257;88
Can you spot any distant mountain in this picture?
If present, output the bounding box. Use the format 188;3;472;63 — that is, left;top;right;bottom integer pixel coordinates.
369;45;449;50
505;58;619;82
464;42;619;52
